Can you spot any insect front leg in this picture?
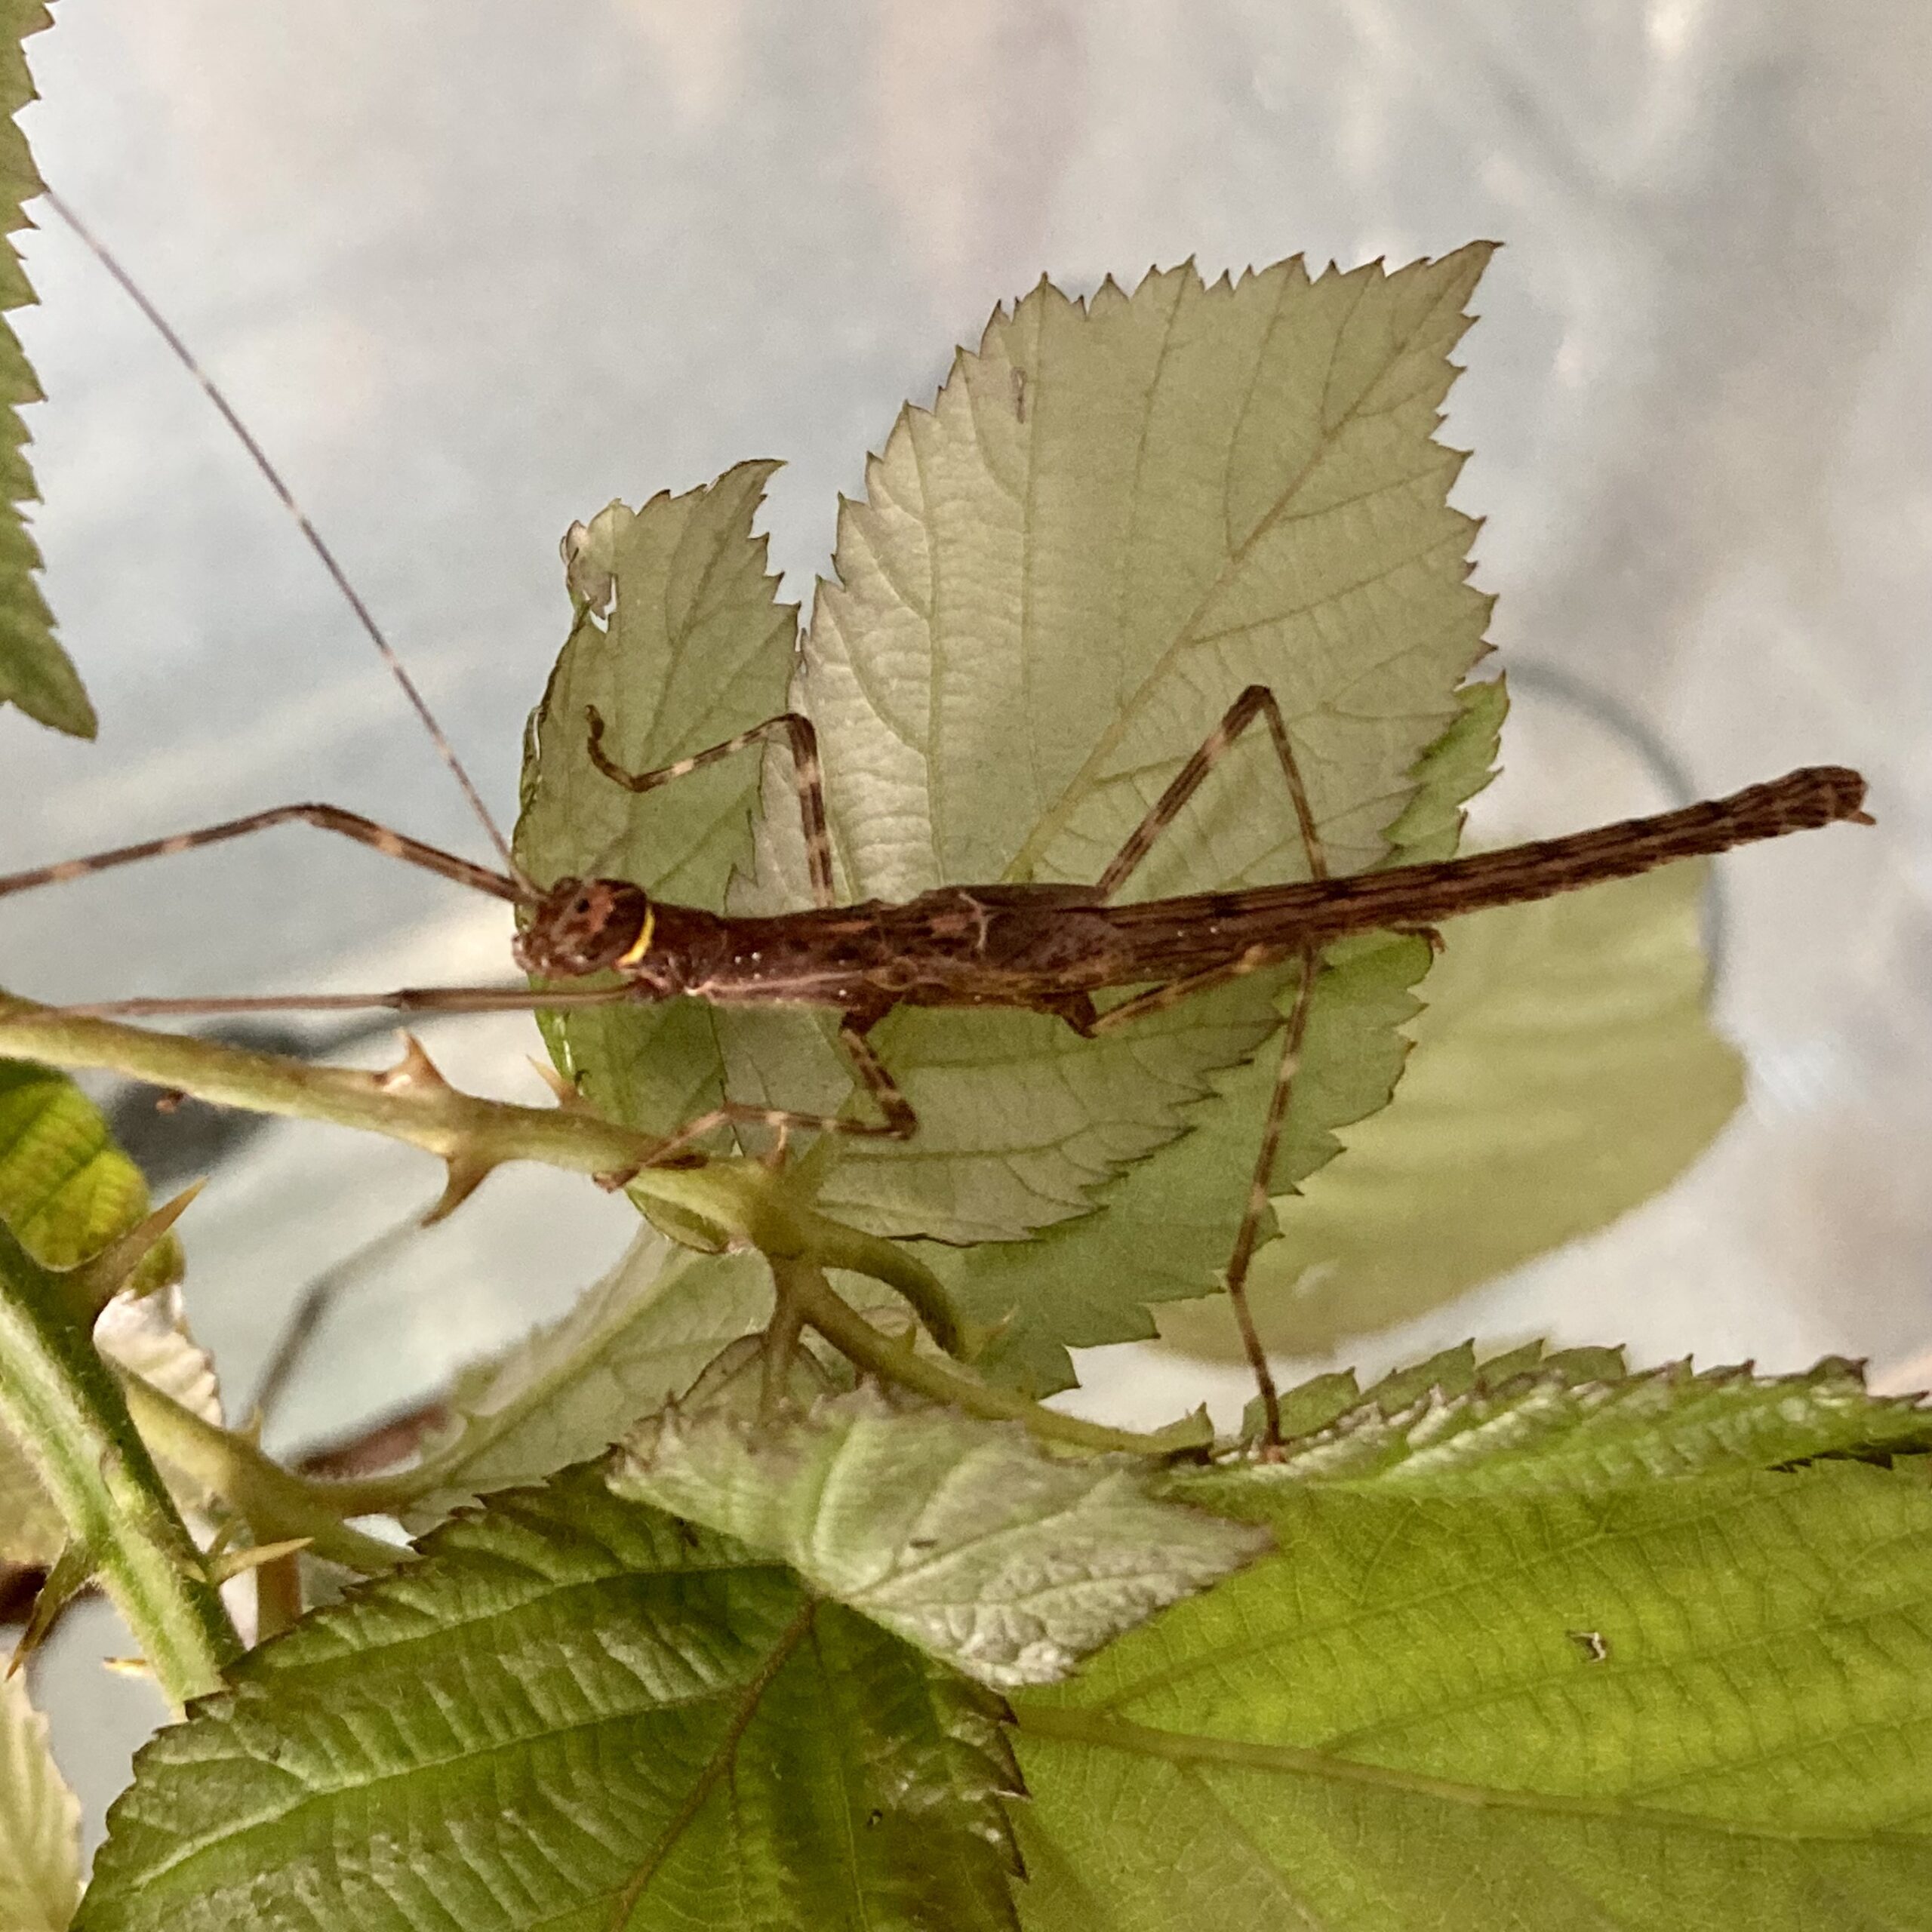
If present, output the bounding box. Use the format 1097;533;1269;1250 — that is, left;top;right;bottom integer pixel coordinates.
585;705;838;909
0;805;523;909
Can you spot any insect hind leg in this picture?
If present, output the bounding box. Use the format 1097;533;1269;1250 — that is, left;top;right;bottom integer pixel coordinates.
1092;684;1334;1452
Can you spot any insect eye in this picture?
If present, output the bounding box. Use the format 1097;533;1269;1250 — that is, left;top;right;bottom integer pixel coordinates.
574;895;591;915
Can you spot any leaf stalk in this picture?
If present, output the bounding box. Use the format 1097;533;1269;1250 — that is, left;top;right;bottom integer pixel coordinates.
780;1258;1208;1457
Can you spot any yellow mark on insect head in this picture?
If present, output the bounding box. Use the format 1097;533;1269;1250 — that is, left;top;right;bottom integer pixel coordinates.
619;904;657;967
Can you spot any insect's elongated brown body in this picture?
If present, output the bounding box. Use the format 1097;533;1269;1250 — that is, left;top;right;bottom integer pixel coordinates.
513;764;1870;1029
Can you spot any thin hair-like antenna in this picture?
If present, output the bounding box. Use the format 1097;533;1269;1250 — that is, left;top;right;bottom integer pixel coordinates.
40;187;538;898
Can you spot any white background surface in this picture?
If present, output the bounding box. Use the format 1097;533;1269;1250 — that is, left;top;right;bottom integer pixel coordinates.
2;0;1929;1844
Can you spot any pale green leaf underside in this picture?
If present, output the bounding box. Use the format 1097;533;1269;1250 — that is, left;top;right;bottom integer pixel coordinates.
81;1469;1023;1932
521;251;1498;1264
0;1668;82;1932
515;461;801;1140
0;4;94;737
613;1389;1269;1687
1160;851;1744;1358
397;1229;774;1531
1012;1465;1932;1930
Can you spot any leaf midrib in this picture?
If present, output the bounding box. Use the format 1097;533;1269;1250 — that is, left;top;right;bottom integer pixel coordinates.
107;1583;815;1907
1009;1704;1932;1847
1004;261;1463;886
1068;1478;1932;1713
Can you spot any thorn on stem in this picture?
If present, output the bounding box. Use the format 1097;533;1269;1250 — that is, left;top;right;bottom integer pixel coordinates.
528;1056;592;1110
423;1150;498;1224
60;1180;203;1318
208;1538;313;1586
8;1543;91;1675
377;1032;452;1097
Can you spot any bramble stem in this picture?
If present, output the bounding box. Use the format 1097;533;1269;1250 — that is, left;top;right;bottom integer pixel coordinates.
0;991;672;1187
0;995;956;1340
0;1225;238;1706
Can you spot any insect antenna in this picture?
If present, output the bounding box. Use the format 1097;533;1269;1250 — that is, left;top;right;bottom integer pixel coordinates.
40;187;540;901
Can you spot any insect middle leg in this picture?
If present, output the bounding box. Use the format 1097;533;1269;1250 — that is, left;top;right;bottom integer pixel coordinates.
585;705;837;909
1092;684;1331;1449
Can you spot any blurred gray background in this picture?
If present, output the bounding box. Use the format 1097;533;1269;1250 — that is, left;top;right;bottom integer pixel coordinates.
3;0;1930;1844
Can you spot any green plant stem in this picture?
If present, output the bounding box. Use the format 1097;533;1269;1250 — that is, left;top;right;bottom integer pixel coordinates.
116;1377;408;1574
0;1224;238;1706
0;991;670;1185
0;994;958;1340
781;1259;1208;1457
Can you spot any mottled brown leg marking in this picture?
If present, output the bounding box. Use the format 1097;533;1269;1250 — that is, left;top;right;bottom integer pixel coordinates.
0;804;522;907
595;1014;918;1185
584;706;837;909
1096;685;1326;903
1086;685;1333;1448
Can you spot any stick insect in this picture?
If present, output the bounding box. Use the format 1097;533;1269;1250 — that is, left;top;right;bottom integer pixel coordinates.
3;198;1875;1443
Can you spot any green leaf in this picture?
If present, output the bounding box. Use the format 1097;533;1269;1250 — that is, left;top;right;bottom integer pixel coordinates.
515;463;801;1141
743;249;1497;1248
81;1467;1023;1932
799;251;1497;901
612;1386;1269;1687
0;1065;203;1564
1207;1346;1932;1492
392;1226;935;1531
1159;853;1744;1358
1011;1463;1932;1930
0;1062;182;1288
1257;1338;1623;1443
521;251;1496;1270
942;930;1432;1396
721;983;1291;1247
396;1228;774;1530
0;5;92;737
0;1667;81;1931
942;682;1506;1392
